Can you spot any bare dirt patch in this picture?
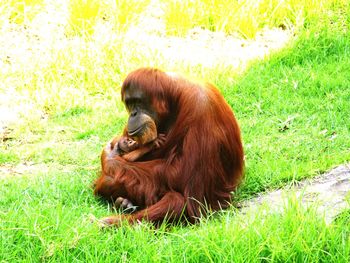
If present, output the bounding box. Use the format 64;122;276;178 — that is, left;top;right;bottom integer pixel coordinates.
0;162;49;179
241;164;350;223
123;0;293;68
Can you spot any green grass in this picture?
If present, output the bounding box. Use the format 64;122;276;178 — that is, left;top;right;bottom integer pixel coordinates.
230;27;350;198
1;174;350;261
1;0;350;261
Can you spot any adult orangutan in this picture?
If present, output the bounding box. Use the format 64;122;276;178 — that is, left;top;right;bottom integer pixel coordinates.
94;68;244;226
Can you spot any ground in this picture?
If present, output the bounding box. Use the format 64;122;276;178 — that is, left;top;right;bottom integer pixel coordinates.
242;164;350;223
0;0;349;221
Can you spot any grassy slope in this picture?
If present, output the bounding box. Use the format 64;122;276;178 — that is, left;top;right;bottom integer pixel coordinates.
230;28;350;198
1;30;349;262
1;2;350;262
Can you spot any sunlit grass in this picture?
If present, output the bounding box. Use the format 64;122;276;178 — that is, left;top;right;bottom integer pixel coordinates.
67;0;101;36
163;0;350;37
66;0;151;36
0;0;45;24
113;0;151;32
1;0;349;195
0;0;349;261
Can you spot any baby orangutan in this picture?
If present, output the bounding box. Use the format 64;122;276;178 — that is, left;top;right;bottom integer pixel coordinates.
100;132;165;213
111;136;144;162
107;118;160;162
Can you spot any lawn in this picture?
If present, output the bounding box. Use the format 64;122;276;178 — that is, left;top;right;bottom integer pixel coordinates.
1;0;349;262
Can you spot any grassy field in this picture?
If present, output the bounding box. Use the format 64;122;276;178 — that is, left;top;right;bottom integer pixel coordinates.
1;0;350;262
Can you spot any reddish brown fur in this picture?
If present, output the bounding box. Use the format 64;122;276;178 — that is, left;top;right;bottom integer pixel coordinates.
94;68;244;226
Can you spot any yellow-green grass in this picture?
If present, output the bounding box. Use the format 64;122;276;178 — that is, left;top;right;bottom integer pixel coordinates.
163;0;350;37
1;0;350;261
0;0;44;24
66;0;151;36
